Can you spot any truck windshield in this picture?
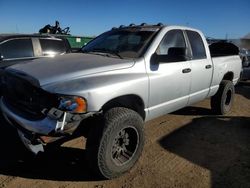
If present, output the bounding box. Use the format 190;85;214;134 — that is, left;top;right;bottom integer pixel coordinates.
82;28;158;59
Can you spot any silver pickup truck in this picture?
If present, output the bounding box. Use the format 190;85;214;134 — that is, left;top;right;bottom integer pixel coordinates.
0;24;241;179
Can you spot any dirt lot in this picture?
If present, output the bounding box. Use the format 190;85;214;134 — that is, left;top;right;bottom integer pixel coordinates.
0;82;250;188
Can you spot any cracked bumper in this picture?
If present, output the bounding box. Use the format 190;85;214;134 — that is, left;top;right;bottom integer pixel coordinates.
0;98;95;136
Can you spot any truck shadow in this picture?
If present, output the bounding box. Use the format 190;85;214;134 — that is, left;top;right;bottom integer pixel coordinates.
236;81;250;100
171;106;213;116
0;114;103;181
159;116;250;188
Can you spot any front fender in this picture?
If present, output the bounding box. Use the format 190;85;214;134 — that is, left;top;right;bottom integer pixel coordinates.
42;61;149;112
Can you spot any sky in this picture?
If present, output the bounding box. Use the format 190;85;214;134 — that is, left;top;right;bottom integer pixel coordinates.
0;0;249;39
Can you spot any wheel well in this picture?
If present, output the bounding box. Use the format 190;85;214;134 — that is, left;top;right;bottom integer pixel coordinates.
101;95;145;120
222;72;234;81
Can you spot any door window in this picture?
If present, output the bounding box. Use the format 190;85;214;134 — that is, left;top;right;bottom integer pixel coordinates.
156;30;186;55
39;39;66;56
0;38;34;59
186;30;207;60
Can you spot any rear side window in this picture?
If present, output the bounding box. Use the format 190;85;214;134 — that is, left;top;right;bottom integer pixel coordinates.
39;39;66;56
186;30;207;60
0;38;34;59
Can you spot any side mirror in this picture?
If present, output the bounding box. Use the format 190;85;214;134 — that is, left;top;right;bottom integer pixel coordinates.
152;47;188;63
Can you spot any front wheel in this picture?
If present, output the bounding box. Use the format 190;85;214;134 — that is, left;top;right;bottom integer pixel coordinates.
211;80;235;115
86;107;144;179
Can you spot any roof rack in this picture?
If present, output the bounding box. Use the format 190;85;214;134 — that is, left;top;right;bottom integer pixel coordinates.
111;23;165;30
140;23;147;26
156;23;163;26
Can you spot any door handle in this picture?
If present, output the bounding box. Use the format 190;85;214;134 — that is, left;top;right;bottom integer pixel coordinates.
205;64;212;69
182;68;191;73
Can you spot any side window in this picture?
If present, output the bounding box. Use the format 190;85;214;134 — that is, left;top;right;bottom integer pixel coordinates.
156;30;186;55
186;30;207;60
0;38;34;59
39;39;66;56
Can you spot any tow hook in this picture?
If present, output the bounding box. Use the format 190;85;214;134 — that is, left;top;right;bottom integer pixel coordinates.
47;107;99;134
55;112;67;132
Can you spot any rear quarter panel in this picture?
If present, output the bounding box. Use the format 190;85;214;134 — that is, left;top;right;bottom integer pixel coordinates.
208;55;242;97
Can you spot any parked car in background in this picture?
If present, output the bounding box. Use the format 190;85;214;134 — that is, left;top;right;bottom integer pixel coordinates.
0;34;71;69
0;34;72;94
239;48;250;80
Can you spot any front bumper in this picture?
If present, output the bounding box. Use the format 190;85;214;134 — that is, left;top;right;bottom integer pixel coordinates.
1;97;97;154
0;97;95;137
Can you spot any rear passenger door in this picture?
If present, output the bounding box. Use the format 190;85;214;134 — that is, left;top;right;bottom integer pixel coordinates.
39;38;67;57
185;30;213;104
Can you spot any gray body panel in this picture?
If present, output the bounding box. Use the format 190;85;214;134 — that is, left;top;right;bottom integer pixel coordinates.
9;53;135;86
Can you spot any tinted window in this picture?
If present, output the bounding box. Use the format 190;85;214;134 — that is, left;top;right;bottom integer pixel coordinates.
186;30;206;59
91;33;145;52
0;38;34;59
39;39;66;56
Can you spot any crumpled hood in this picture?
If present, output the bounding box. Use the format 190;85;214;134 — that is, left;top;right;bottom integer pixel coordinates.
7;53;135;86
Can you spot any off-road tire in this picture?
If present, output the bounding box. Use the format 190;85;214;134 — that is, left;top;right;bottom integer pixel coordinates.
211;80;235;115
86;107;144;179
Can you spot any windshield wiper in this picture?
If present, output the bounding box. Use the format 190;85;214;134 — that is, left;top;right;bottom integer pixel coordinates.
105;51;123;59
83;48;123;59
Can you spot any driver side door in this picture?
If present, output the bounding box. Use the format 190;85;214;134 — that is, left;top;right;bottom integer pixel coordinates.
147;29;191;119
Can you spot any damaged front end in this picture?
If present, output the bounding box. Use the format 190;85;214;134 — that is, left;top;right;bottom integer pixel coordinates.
1;70;96;154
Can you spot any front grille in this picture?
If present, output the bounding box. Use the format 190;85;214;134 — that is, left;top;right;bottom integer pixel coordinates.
2;70;59;120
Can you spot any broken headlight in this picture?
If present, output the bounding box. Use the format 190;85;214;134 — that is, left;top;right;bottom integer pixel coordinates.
58;96;87;113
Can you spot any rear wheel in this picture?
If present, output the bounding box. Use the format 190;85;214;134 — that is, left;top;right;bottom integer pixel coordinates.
86;107;144;179
211;80;235;115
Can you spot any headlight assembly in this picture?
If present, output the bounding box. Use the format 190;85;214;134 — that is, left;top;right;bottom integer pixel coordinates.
58;96;87;113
